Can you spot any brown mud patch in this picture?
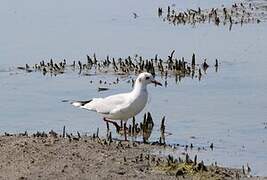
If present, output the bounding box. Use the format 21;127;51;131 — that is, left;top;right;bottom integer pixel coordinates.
0;134;264;180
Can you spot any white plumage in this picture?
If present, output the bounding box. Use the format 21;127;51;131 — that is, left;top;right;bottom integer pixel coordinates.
71;72;162;122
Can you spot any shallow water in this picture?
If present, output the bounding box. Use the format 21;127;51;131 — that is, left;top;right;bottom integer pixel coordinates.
1;0;267;176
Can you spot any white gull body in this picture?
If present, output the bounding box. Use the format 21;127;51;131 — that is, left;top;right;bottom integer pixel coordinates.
71;72;162;121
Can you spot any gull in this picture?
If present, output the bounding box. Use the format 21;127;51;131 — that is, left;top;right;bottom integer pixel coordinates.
71;72;162;140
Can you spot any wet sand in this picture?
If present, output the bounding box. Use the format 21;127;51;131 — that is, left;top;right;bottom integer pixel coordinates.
0;134;265;180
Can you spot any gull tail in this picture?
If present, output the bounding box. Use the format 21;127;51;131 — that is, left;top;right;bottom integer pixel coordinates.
71;100;92;107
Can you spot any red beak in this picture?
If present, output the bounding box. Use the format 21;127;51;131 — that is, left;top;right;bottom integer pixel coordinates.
151;80;162;86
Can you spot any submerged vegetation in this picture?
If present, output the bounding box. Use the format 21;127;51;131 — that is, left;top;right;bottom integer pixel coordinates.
158;2;264;30
17;51;218;83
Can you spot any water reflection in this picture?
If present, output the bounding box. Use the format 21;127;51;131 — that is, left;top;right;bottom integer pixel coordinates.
105;112;155;143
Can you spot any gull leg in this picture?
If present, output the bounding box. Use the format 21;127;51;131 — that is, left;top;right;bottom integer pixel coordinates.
106;121;110;131
105;120;110;139
123;122;127;141
103;118;121;133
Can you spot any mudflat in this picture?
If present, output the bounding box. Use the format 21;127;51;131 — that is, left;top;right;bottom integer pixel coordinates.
0;134;265;180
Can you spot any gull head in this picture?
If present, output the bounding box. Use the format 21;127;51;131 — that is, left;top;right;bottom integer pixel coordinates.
137;72;162;86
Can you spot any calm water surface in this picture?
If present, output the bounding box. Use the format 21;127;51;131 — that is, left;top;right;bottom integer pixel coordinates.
0;0;267;176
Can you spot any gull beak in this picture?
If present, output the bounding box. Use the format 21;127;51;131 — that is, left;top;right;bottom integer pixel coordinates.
151;80;162;86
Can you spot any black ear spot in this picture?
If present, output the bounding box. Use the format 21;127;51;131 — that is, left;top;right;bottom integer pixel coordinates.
139;78;141;82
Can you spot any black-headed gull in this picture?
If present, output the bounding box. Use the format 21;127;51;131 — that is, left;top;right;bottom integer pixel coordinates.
71;72;162;140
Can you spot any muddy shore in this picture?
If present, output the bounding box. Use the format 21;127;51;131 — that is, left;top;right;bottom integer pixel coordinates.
0;134;265;180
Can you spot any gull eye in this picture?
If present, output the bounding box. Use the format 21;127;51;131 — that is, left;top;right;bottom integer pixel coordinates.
145;76;150;80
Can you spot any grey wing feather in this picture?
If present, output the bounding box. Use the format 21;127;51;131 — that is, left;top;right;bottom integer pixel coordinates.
81;93;130;114
110;101;131;115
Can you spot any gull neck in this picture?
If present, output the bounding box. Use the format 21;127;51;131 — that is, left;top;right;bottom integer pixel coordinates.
132;80;147;95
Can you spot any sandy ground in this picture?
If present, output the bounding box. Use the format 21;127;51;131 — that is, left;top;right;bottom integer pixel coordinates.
0;134;266;180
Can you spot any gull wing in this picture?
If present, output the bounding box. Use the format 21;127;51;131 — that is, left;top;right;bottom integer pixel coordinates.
81;93;130;114
71;100;92;107
109;101;132;115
